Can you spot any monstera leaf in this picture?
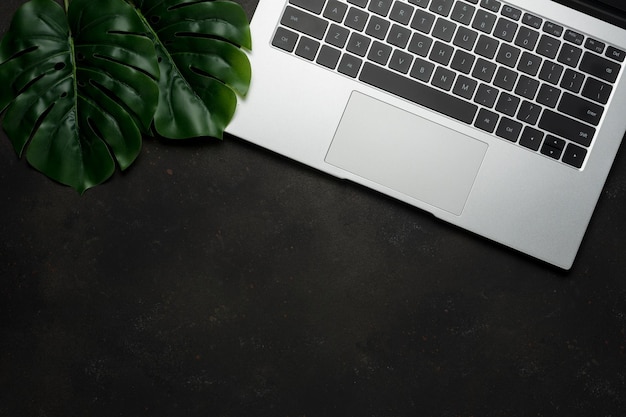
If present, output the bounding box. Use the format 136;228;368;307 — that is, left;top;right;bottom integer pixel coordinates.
132;0;252;139
0;0;252;192
0;0;160;193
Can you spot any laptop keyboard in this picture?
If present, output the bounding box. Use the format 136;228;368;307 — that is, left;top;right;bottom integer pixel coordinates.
271;0;625;169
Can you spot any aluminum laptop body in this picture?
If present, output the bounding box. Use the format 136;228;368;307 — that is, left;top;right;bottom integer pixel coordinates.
226;0;626;269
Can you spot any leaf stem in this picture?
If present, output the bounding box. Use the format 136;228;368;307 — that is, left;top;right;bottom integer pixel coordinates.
64;0;69;13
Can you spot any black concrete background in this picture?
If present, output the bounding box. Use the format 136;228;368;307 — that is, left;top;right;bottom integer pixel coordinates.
1;1;625;416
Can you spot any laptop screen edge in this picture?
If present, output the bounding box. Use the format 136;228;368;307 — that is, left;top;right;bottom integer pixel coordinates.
554;0;626;28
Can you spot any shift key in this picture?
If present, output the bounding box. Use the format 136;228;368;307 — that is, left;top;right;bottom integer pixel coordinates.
539;110;595;147
281;6;329;40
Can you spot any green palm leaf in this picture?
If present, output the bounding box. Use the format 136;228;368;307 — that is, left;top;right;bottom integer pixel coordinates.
0;0;160;193
132;0;252;139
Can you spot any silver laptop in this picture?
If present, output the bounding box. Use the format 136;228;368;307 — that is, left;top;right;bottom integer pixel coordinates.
226;0;626;269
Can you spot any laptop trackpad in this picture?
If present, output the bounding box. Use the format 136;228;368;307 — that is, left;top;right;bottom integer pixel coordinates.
325;91;488;216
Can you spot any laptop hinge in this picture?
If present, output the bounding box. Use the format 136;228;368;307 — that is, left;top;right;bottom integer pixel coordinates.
553;0;626;29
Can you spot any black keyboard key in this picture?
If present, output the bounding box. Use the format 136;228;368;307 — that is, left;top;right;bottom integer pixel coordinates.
317;45;342;68
495;92;520;116
295;37;320;60
282;6;329;39
432;66;457;90
338;54;363;77
474;83;499;108
368;41;393;65
562;143;588;168
324;0;349;22
475;108;499;133
493;67;517;91
472;10;497;33
347;32;371;56
348;0;368;7
390;2;415;25
544;135;566;151
558;92;603;125
430;0;454;16
453;27;479;50
515;27;540;51
453;75;478;99
290;0;326;14
536;84;561;108
360;62;479;124
451;2;476;25
408;33;433;57
409;0;430;8
558;44;583;67
432;18;457;42
345;7;369;31
560;68;585;93
501;5;521;20
541;135;565;159
326;24;350;48
480;0;501;13
273;27;299;52
451;50;476;73
543;21;563;37
369;0;394;16
475;35;499;59
517;100;542;124
582;77;613;104
496;117;522;142
606;46;626;63
516;75;540;99
564;30;584;46
473;58;497;82
389;50;414;74
518;52;542;76
585;38;605;54
493;18;518;42
411;9;436;33
536;35;561;59
411;58;436;82
539;110;595;147
519;126;544;151
430;41;455;65
522;13;542;29
579;52;621;83
388;24;412;48
496;44;521;68
539;61;564;85
366;15;391;39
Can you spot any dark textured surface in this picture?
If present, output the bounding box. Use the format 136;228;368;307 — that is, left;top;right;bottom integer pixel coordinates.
1;1;626;416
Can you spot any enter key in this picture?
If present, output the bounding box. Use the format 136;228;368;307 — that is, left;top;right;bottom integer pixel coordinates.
558;92;604;126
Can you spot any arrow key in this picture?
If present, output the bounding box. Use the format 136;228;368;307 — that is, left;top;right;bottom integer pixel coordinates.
562;143;588;168
541;135;565;159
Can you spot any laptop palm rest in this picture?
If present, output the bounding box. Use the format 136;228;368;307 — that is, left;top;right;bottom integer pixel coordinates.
325;92;489;216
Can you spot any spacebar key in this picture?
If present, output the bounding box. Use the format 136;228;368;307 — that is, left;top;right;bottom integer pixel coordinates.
359;63;478;124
